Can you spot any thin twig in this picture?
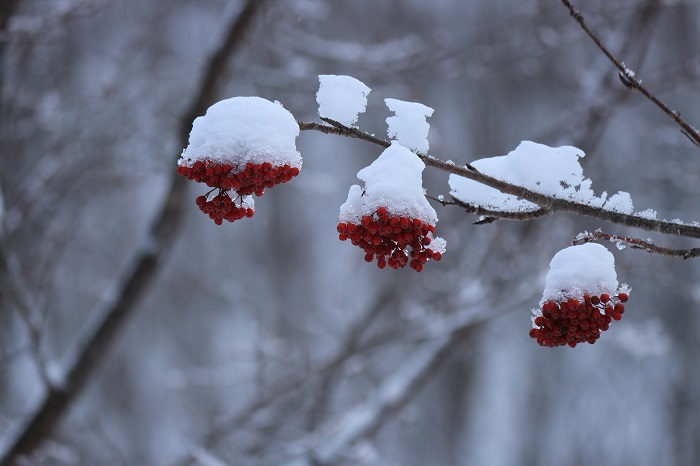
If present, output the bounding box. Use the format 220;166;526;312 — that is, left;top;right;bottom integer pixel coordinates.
560;0;700;148
299;120;391;148
572;230;700;259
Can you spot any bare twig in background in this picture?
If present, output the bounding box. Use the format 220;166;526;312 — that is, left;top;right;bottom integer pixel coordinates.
284;313;483;466
572;230;700;259
0;1;270;464
560;0;700;148
171;287;400;466
538;0;660;152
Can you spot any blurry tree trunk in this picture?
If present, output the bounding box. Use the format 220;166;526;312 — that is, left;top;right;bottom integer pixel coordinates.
0;1;270;464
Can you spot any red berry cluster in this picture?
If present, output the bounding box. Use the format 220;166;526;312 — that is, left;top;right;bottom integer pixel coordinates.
336;207;442;272
178;158;300;224
529;292;628;348
196;191;254;225
178;160;300;197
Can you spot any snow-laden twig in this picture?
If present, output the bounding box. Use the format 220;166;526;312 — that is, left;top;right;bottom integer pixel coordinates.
299;120;700;243
429;194;551;224
560;0;700;148
572;230;700;259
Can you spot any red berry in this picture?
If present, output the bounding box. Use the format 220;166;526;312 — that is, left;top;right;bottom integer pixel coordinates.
617;293;628;302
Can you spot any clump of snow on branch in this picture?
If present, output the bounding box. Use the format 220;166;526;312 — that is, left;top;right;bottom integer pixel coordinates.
541;243;622;304
316;75;371;127
178;96;301;169
448;141;635;213
636;208;657;220
385;98;434;153
339;142;437;225
604;191;633;214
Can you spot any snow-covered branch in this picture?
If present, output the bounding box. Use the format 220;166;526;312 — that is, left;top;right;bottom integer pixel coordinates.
573;230;700;259
299;119;700;244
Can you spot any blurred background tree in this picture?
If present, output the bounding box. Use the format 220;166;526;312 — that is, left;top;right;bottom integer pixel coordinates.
1;0;699;465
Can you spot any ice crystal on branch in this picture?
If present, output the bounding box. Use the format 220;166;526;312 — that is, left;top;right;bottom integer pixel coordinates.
385;98;434;153
316;75;371;127
530;243;631;348
337;143;445;271
177;97;302;224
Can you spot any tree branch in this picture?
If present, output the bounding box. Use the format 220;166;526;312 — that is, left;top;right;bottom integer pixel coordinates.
0;1;270;464
428;194;552;224
299;120;700;242
285;314;483;466
572;230;700;259
170;287;399;466
560;0;700;148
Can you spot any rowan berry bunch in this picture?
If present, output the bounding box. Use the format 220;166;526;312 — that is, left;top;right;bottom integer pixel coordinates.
529;292;629;348
178;96;303;225
195;190;254;225
336;206;442;272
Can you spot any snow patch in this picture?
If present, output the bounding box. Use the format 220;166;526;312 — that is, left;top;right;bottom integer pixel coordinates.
636;208;657;220
604;191;633;214
339;142;438;225
316;74;371;127
385;98;434;153
179;96;301;169
541;243;619;304
448;141;633;213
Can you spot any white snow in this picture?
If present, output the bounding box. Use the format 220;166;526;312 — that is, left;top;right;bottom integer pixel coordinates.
316;75;370;127
448;141;632;212
426;235;447;255
339;142;437;224
178;97;302;169
636;208;657;220
541;243;619;304
385;98;434;153
604;191;633;214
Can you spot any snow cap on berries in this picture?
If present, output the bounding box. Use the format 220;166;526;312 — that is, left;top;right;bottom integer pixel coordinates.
542;243;618;304
179;96;302;170
316;75;371;127
340;142;437;225
385;98;434;153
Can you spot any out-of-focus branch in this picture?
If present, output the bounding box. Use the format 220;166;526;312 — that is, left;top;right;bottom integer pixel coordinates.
538;0;660;152
285;314;482;466
0;0;21;32
560;0;700;148
0;1;270;464
299;119;700;242
171;287;399;466
572;230;700;259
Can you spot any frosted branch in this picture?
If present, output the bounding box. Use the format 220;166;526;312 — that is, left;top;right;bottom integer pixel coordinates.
572;230;700;259
429;195;552;224
299;119;700;244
